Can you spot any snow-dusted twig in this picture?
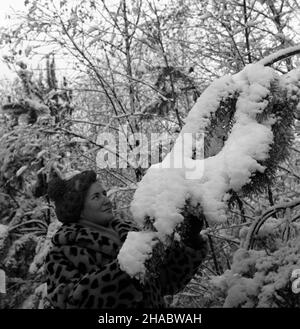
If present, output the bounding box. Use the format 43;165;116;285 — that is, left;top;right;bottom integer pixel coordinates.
244;197;300;249
227;209;256;222
257;45;300;67
9;220;48;232
54;127;135;170
207;233;239;245
278;165;300;181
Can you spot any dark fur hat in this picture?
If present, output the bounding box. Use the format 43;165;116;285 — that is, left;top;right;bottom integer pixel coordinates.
47;170;97;223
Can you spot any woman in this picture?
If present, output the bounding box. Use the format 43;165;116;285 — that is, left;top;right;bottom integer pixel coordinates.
45;170;208;308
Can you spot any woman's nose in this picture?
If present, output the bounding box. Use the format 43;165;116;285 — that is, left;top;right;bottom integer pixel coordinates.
104;196;112;206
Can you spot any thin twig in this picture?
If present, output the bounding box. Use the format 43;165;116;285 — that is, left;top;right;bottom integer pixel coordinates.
278;165;300;181
243;0;252;63
9;220;48;232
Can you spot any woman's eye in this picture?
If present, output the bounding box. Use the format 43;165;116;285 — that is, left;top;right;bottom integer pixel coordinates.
102;191;107;196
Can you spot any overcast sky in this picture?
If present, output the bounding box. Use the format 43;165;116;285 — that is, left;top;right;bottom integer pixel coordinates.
0;0;82;84
0;0;25;20
0;1;26;81
0;0;122;85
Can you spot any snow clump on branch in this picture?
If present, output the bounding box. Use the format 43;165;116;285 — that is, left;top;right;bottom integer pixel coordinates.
118;64;289;280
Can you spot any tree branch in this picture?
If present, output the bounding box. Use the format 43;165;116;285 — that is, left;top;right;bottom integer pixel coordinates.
243;0;252;63
257;45;300;66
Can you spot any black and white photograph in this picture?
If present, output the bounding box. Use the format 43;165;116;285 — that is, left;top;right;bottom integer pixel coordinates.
0;0;299;324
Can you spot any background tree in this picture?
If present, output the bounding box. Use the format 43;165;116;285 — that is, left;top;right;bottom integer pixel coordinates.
0;0;299;308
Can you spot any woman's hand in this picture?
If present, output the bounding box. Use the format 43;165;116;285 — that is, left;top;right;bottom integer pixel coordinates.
178;212;208;250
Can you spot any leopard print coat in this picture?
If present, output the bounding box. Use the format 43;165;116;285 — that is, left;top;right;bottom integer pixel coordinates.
45;217;207;309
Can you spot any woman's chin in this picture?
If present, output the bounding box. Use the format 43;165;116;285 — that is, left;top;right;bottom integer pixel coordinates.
100;212;114;224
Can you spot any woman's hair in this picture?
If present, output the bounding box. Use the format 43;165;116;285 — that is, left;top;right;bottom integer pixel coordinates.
47;170;97;223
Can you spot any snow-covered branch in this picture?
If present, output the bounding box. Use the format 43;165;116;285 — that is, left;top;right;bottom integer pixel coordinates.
244;197;300;250
118;60;300;282
257;45;300;67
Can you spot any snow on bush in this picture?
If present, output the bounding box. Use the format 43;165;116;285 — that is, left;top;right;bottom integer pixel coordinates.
0;224;9;257
21;283;48;309
117;231;159;280
118;63;284;279
29;220;62;274
131;64;277;226
211;237;300;307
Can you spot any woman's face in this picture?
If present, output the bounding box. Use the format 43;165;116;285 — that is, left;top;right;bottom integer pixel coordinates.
80;182;114;226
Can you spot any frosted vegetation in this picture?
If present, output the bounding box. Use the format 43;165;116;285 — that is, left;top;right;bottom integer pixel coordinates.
0;0;299;308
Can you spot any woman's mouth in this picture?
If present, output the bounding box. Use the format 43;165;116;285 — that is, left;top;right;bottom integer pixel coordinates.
102;205;112;212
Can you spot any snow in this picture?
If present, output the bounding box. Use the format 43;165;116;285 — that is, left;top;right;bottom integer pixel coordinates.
117;231;159;280
0;224;9;251
130;167;189;235
21;283;47;309
24;99;50;116
131;63;277;224
211;238;300;307
118;63;285;279
257;45;300;66
281;67;300;100
16;165;28;177
29;220;62;274
181;75;236;134
256;217;282;237
63;170;81;180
